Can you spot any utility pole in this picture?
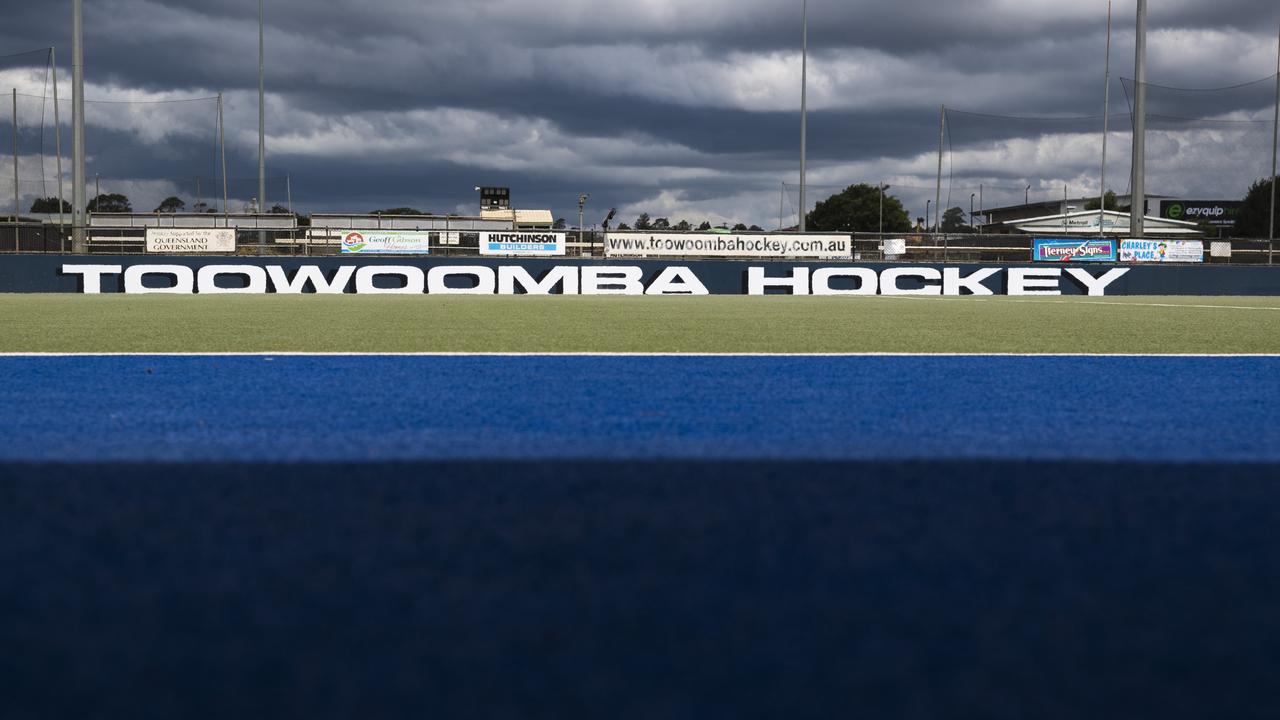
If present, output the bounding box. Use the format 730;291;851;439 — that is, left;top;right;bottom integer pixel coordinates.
72;0;86;253
218;92;228;217
1101;1;1112;238
12;88;18;251
798;0;808;233
935;105;945;238
1131;0;1148;238
258;0;267;243
52;47;65;249
1269;15;1278;261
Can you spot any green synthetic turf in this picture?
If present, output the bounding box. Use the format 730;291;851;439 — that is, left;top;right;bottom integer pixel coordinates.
1;295;1279;354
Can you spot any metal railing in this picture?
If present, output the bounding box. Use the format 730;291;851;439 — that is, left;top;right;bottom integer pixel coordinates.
0;223;1275;265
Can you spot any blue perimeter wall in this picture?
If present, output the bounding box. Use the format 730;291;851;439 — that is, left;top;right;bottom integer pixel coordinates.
1;255;1280;294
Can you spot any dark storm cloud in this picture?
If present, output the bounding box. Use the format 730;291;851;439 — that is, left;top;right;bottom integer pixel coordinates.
1;0;1277;223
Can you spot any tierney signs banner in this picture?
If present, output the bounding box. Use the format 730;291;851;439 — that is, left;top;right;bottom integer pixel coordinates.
145;229;236;254
1032;238;1118;262
605;232;851;259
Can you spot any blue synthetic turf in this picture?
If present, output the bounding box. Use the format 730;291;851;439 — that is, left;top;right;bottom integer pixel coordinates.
3;356;1280;720
0;355;1277;463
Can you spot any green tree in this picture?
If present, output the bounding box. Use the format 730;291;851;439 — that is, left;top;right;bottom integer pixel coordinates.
748;225;764;232
805;183;911;233
155;196;186;213
29;197;71;213
616;223;632;231
674;220;692;232
86;193;132;213
634;213;652;230
552;218;567;230
731;223;749;232
1234;177;1278;238
696;221;712;231
1084;191;1120;212
652;217;671;230
940;206;973;233
370;207;428;216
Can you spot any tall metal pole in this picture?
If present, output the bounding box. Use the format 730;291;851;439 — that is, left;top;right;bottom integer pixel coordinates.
12;88;19;251
1101;1;1112;238
1269;15;1278;261
52;47;65;249
1130;0;1147;238
778;182;785;231
258;0;266;228
798;0;808;233
935;105;945;235
218;92;228;217
72;0;86;252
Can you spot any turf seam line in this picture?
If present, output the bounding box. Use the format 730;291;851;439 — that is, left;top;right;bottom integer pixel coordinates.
4;353;1280;358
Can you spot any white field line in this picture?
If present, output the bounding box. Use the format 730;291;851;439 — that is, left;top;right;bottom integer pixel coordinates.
2;352;1280;359
872;296;1280;311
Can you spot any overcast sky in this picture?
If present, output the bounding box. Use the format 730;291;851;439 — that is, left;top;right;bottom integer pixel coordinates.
1;0;1278;226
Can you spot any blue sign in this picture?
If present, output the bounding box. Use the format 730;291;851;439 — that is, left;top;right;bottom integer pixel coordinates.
1033;238;1117;262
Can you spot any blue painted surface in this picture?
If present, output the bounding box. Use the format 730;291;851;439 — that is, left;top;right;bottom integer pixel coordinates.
3;356;1280;719
1;355;1278;463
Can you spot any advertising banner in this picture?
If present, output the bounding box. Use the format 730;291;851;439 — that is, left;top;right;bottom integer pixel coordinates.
340;230;432;255
1033;238;1117;262
1160;201;1242;228
478;231;566;256
145;228;235;254
1120;239;1204;263
605;232;851;259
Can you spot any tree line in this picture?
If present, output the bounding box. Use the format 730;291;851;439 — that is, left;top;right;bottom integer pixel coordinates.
23;180;1280;237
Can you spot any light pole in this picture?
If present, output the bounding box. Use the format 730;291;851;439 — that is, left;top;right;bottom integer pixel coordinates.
970;193;976;229
798;0;808;233
1131;0;1148;238
72;0;86;252
578;193;589;250
258;0;267;249
925;200;931;233
1025;185;1031;207
878;183;885;237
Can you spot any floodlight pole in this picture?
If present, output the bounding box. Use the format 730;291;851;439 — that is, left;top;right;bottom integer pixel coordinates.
72;0;86;253
52;47;65;249
1130;0;1147;238
258;0;266;240
12;88;19;251
218;92;228;217
798;0;808;233
935;105;945;238
1269;15;1278;262
1100;1;1112;238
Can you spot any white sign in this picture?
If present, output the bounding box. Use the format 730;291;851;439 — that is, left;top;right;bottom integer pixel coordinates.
604;232;851;259
61;264;1132;297
145;228;236;254
478;231;566;256
340;230;432;255
1120;239;1204;263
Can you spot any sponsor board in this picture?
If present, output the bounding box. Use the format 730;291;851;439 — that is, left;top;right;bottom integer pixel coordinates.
478;232;566;257
340;230;432;255
605;232;851;259
58;262;1131;297
1120;239;1204;264
145;229;236;254
1160;201;1242;227
1033;238;1117;263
